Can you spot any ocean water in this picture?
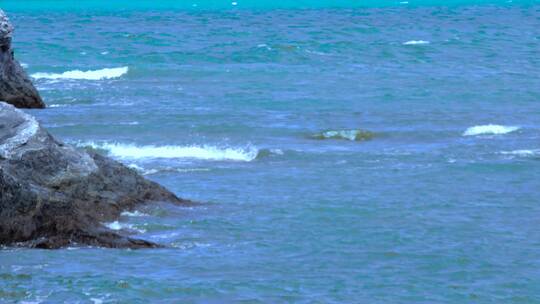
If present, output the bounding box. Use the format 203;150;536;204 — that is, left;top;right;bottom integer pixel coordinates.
2;1;540;303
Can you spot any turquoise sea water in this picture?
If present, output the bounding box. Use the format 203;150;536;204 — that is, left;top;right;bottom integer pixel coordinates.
2;1;540;303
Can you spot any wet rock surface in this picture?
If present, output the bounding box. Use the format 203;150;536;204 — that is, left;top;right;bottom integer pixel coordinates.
0;9;44;109
0;102;189;248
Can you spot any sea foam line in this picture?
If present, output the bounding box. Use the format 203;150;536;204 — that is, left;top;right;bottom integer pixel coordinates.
31;67;128;80
463;124;520;136
79;141;259;162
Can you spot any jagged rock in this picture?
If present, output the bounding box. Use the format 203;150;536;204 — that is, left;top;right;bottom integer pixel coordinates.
0;102;189;248
0;10;44;109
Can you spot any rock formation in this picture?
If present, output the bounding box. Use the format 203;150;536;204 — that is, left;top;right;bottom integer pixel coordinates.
0;102;190;248
0;9;45;109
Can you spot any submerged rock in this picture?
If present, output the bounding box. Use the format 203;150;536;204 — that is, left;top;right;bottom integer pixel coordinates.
311;129;375;142
0;10;44;109
0;102;189;248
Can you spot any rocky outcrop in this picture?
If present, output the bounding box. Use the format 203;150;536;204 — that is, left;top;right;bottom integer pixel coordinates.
0;102;189;248
0;10;44;109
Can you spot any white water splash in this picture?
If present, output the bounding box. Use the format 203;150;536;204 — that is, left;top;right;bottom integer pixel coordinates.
79;141;259;162
463;124;520;136
31;67;128;80
104;221;146;233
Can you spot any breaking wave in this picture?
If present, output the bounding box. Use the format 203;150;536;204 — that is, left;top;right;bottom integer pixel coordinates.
463;124;520;136
500;149;540;157
31;67;129;80
311;129;374;141
403;40;430;45
79;141;259;162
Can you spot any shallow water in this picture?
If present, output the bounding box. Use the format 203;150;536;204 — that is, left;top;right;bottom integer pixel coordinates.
2;3;540;303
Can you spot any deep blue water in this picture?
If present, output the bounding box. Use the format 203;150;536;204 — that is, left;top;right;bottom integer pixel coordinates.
1;2;540;303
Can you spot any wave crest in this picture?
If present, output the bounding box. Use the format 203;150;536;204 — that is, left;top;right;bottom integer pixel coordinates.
403;40;430;45
463;124;520;136
311;129;374;141
500;149;540;157
79;141;259;162
31;67;128;80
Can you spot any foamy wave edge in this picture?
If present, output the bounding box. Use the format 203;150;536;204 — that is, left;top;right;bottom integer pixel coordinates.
463;124;520;136
78;141;259;162
31;67;128;80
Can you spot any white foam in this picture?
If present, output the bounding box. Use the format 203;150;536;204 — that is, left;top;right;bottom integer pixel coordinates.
500;149;540;157
31;67;128;80
141;168;159;175
176;168;211;173
257;43;273;51
322;130;358;141
80;141;258;162
104;221;145;233
270;148;284;155
463;124;520;136
21;62;28;68
316;129;373;141
121;210;148;217
128;163;144;170
127;163;160;175
403;40;430;45
122;121;139;125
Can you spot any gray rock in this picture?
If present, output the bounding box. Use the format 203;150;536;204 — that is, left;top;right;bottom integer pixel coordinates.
0;10;44;109
0;102;190;248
